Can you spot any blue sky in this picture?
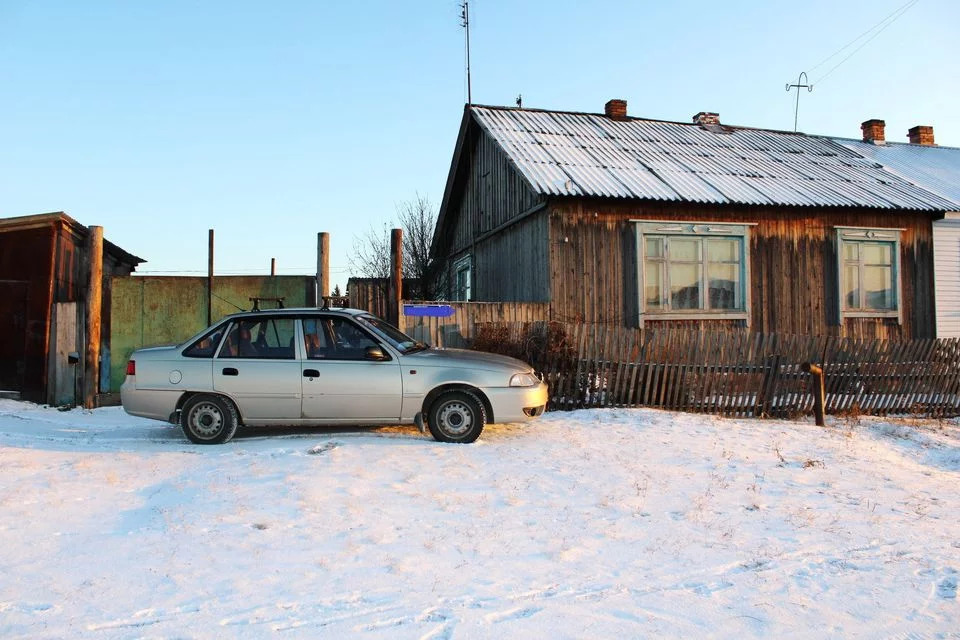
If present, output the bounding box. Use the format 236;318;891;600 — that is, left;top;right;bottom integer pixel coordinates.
2;0;957;288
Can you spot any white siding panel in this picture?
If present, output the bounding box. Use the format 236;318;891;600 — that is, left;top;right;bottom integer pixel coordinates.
934;215;960;338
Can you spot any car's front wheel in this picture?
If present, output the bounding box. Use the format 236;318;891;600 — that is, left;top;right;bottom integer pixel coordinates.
181;394;239;444
427;390;486;443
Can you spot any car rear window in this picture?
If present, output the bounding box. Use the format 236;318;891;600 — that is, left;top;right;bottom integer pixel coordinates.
183;326;226;358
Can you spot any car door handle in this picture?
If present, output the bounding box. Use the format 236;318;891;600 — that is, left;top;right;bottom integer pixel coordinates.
222;367;239;376
303;369;320;378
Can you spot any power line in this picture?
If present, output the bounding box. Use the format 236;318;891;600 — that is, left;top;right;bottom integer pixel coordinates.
808;0;921;86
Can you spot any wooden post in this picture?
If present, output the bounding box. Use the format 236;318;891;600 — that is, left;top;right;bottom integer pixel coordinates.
207;229;214;326
317;232;330;305
270;258;276;276
83;225;104;409
389;228;402;324
802;362;826;426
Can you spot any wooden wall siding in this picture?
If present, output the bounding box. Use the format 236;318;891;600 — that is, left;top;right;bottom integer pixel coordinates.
473;322;960;418
400;302;550;348
546;199;937;339
474;210;549;301
446;127;542;258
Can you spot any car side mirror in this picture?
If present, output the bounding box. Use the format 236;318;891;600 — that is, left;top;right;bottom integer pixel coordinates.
364;346;389;361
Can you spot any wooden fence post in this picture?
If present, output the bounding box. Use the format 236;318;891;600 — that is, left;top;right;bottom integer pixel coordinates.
802;362;826;426
317;232;330;305
84;225;104;409
388;228;402;325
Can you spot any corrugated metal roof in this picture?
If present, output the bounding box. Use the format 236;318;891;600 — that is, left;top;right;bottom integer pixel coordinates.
470;106;959;211
832;138;960;208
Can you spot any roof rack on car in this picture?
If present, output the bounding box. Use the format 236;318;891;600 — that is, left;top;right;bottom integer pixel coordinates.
249;297;285;311
321;295;349;310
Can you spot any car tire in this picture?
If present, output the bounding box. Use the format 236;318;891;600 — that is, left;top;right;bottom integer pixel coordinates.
427;390;486;444
181;394;239;444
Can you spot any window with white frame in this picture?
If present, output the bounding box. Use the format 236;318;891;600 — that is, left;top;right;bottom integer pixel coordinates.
452;255;472;301
836;227;901;320
635;221;752;319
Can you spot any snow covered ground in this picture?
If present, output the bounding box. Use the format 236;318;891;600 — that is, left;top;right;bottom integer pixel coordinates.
1;400;958;638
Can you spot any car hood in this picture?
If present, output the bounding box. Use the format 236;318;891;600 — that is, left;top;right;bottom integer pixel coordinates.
405;348;532;372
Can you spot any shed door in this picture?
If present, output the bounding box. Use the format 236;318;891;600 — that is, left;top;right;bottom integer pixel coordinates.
934;215;960;339
0;280;28;392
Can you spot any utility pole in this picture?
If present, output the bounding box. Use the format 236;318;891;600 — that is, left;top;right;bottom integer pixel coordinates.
785;72;813;133
461;1;471;104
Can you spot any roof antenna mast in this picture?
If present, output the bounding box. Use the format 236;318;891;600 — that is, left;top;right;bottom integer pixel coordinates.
460;0;471;104
785;72;813;132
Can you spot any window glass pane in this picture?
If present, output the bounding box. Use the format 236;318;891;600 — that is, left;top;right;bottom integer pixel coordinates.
220;319;295;359
864;266;894;310
862;243;892;265
843;265;860;309
327;317;380;360
842;241;859;261
644;260;663;309
670;238;700;262
183;325;226;358
670;264;701;310
645;237;663;258
708;263;739;310
706;238;739;263
303;318;331;359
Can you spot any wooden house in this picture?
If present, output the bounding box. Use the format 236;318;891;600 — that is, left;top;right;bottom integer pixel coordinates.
431;101;959;340
0;212;143;404
833;123;960;338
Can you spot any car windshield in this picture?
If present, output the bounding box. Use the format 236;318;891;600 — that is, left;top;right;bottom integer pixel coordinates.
356;315;429;354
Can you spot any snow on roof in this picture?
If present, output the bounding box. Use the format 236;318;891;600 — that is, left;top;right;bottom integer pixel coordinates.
470;106;958;212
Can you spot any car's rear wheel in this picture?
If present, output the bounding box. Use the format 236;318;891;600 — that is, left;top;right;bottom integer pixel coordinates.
181;394;238;444
427;390;486;443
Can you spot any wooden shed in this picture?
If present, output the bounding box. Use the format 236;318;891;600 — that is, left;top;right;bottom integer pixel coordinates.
0;212;143;404
432;102;959;340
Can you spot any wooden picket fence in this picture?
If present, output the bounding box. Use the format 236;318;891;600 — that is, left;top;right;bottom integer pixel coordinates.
468;322;960;419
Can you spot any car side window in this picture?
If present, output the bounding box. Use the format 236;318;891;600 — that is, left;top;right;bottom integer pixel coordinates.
219;318;296;359
183;326;226;358
302;317;382;360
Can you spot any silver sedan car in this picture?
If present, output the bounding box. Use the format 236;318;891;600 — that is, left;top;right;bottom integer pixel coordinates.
121;307;548;444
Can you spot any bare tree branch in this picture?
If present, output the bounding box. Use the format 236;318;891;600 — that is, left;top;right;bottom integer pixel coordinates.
348;193;440;300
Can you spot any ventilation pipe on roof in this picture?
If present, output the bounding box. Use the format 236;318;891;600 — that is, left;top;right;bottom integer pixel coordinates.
907;125;935;146
861;119;886;144
605;99;627;120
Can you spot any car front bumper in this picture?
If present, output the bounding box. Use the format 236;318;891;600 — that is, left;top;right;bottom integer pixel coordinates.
484;381;548;423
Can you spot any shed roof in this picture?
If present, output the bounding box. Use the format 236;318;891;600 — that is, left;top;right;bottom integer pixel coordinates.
466;105;957;212
0;211;145;268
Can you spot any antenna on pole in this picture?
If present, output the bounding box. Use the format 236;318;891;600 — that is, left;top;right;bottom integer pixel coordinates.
460;0;472;104
785;72;813;132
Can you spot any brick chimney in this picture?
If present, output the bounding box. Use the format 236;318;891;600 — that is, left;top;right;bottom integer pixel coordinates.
907;125;935;145
605;99;627;120
861;119;886;144
693;112;720;126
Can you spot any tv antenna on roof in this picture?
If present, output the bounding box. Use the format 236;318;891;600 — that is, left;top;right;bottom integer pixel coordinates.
785;72;813;132
460;1;472;104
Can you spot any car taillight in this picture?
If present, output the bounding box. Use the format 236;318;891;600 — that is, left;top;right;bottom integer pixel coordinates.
126;360;136;376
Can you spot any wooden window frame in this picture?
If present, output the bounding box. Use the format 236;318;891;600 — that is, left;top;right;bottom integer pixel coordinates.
632;220;754;327
835;226;903;324
452;254;472;302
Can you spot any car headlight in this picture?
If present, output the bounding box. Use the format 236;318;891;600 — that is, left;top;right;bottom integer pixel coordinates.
509;372;539;387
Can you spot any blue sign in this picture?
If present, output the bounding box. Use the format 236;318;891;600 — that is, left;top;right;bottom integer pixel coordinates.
404;304;456;318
